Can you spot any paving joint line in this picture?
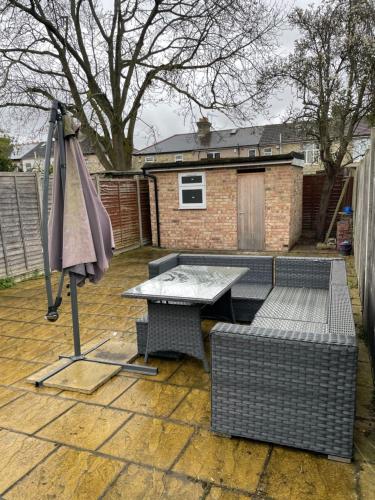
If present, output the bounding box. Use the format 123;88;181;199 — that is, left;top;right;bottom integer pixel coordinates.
0;442;62;497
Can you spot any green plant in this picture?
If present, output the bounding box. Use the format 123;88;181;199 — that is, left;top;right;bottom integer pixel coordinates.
0;136;13;172
0;277;15;289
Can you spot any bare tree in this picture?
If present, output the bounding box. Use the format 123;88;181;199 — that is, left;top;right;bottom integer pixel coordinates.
281;0;375;240
0;0;283;170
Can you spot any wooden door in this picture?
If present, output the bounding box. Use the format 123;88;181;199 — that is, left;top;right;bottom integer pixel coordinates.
237;172;265;250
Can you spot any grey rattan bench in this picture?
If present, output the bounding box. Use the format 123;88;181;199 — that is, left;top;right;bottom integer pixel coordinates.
210;257;357;461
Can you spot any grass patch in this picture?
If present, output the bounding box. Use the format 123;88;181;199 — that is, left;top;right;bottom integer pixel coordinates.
0;277;15;289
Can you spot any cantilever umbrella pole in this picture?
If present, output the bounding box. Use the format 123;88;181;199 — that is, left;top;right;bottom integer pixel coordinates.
34;101;157;386
42;101;58;317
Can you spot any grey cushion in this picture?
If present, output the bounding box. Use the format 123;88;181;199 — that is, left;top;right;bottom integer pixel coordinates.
275;257;331;289
256;286;329;324
231;283;272;301
251;316;329;335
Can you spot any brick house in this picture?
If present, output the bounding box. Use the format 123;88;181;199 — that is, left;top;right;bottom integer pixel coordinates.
134;118;371;174
11;138;107;174
143;152;304;252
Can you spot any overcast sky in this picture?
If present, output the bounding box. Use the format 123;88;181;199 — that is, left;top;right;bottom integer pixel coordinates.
3;0;318;148
133;0;318;149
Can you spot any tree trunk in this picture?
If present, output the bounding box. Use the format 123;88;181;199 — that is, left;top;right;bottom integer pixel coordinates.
124;138;134;171
111;122;131;171
315;173;336;241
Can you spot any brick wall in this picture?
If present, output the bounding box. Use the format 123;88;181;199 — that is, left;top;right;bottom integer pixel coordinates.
149;169;237;249
149;164;303;251
264;165;303;250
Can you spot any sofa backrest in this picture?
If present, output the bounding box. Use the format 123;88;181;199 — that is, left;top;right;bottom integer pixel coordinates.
328;284;356;337
178;254;273;284
148;253;179;278
330;259;348;286
275;257;332;289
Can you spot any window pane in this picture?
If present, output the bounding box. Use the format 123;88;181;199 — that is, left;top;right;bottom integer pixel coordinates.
248;149;256;157
181;175;202;184
207;152;220;159
182;189;203;204
353;138;369;161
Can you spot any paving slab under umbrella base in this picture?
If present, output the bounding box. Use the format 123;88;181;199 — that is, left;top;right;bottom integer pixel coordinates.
85;339;137;364
42;360;121;394
27;359;72;385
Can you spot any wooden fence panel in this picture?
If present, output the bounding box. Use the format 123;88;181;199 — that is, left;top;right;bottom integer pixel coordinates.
0;173;151;278
0;173;43;278
354;128;375;378
302;173;353;235
98;177;151;251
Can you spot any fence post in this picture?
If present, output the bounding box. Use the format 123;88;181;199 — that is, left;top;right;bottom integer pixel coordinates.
135;175;143;247
363;129;375;331
0;216;10;276
35;172;42;223
14;175;29;271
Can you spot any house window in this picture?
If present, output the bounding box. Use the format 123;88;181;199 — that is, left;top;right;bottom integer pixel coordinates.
207;151;220;159
175;154;184;162
24;162;32;171
145;156;154;162
263;147;272;156
178;172;206;209
352;138;370;161
303;143;320;164
248;148;257;158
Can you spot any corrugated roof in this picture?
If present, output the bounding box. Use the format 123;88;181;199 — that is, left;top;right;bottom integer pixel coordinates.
136;126;264;155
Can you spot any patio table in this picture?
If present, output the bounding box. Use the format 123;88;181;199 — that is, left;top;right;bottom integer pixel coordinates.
122;265;248;371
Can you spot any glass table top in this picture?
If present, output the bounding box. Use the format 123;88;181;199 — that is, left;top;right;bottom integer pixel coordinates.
122;265;248;304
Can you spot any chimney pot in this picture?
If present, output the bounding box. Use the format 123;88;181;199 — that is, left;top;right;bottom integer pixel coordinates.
196;117;211;138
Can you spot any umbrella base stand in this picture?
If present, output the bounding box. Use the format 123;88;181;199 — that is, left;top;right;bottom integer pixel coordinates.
29;273;157;388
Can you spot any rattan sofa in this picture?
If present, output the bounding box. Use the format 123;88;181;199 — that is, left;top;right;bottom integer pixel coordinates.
211;257;357;461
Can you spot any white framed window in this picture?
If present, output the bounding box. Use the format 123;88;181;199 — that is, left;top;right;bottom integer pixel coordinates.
145;155;154;162
248;148;257;158
207;151;220;159
352;138;370;162
303;143;320;164
175;154;184;162
263;147;272;156
178;172;206;209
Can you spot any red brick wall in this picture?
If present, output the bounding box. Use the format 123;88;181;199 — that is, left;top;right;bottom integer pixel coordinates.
149;165;303;251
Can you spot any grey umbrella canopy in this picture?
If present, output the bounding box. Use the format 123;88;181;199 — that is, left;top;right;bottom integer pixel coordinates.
48;114;114;285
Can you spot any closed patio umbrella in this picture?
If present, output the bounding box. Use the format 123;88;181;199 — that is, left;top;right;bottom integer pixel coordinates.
48;112;114;286
32;100;156;387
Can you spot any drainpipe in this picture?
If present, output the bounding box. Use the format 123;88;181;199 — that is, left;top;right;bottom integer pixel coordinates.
142;169;161;247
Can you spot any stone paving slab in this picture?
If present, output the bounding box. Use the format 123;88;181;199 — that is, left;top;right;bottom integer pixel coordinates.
43;360;121;394
0;250;373;498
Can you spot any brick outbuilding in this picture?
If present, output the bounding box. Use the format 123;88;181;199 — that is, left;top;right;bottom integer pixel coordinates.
143;152;304;251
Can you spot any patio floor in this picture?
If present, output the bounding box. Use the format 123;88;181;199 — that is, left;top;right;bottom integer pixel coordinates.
0;246;374;499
